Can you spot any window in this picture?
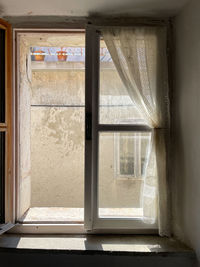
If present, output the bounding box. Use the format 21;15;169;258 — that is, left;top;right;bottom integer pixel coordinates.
0;21;170;235
114;131;151;179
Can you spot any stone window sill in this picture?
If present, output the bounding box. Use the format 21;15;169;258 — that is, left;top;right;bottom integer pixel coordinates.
0;234;194;256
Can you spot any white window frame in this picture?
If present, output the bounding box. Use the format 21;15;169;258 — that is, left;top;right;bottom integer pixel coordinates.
85;25;157;232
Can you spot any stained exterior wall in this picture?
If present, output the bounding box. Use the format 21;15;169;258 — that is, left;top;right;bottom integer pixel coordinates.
30;69;143;209
31;69;85;208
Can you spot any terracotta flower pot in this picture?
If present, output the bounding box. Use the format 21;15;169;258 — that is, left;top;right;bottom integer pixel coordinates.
57;51;67;61
34;50;45;61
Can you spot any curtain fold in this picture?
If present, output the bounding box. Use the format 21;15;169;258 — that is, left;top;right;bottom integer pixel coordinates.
102;27;170;236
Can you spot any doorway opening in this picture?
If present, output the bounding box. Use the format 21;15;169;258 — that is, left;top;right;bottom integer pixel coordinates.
17;32;85;223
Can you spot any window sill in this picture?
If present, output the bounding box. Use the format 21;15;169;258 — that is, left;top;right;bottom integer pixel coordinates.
0;234;193;256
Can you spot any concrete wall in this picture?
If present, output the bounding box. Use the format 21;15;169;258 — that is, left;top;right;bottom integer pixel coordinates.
173;0;200;265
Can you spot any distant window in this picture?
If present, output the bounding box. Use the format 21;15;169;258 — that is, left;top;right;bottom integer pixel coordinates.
114;128;151;179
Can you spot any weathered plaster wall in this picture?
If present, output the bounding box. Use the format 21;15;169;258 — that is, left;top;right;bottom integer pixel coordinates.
30;70;143;209
18;35;32;218
173;0;200;265
30;69;85;208
31;106;85;207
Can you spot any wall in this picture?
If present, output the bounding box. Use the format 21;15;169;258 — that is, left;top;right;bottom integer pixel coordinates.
30;69;143;210
30;70;85;208
18;34;32;218
0;0;189;17
173;0;200;265
0;249;195;267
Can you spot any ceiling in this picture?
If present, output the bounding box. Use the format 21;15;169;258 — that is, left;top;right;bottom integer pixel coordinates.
0;0;190;17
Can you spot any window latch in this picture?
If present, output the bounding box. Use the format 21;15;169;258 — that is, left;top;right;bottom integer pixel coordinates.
86;113;92;140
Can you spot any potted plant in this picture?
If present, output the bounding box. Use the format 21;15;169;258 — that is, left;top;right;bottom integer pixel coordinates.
57;48;67;61
33;50;45;61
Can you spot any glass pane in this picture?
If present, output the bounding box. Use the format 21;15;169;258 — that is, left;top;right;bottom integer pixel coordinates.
98;131;151;218
0;132;5;223
0;29;5;123
99;39;144;125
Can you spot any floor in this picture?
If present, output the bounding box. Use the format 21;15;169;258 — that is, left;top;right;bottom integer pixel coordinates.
18;207;143;223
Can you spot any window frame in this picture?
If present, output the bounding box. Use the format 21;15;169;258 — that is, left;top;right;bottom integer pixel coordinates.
3;22;169;234
85;25;157;231
0;19;14;233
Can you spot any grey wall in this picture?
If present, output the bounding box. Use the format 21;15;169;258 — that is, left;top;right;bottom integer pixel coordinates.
173;0;200;265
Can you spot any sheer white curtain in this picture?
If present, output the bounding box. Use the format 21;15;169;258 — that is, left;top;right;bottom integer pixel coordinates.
102;27;170;236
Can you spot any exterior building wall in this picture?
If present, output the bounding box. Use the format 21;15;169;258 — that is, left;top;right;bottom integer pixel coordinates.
30;70;143;208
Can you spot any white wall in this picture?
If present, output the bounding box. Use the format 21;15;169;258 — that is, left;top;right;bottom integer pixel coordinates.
173;0;200;265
